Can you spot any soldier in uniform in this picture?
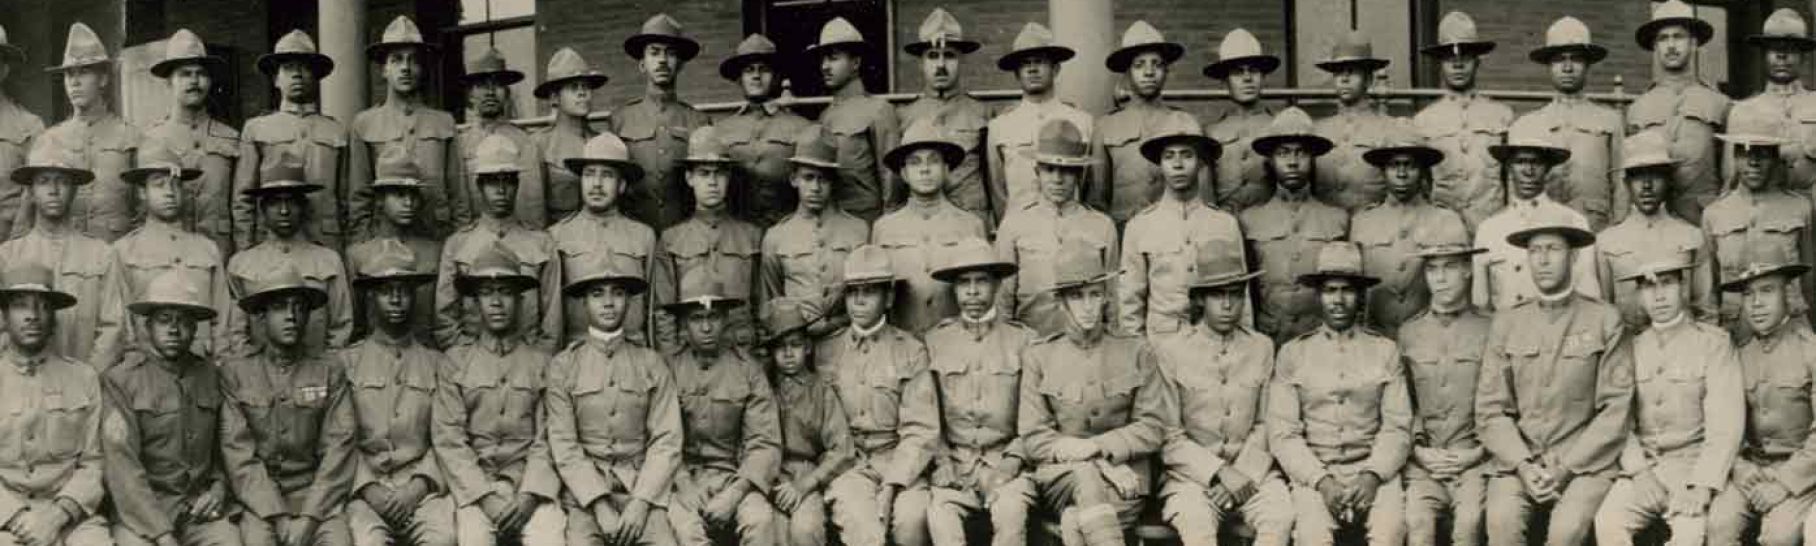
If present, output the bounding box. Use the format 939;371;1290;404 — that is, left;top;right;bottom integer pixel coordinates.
1350;124;1468;336
551;132;664;346
345;148;441;345
1704;117;1816;337
431;244;564;546
757;128;869;339
1118;117;1247;337
1629;0;1728;225
102;271;237;546
0;23;45;240
435;134;558;350
1399;222;1492;546
218;265;359;546
922;239;1038;546
29;22;138;243
898;8;993;226
873;121;988;334
143;29;238;254
1595;131;1715;335
756;300;854;546
1094;21;1195;226
996;119;1118;337
1414;11;1513;231
532;48;608;224
543;253;682;546
655;128;762;350
1476;223;1632;546
1202;29;1279;212
817;246;938;546
1592;256;1743;546
1703;247;1816;546
1517;17;1623;231
1017;244;1171;546
349;16;465;241
1311;31;1394;212
458;48;545;228
613;14;712;230
0;264;108;546
236;30;348;252
987;23;1094;221
225;157;353;357
716;34;810;228
807;17;900;222
1240;107;1348;342
2;143;120;363
1155;242;1292;546
662;271;782;546
1473;123;1602;313
1730;9;1816;197
340;242;455;546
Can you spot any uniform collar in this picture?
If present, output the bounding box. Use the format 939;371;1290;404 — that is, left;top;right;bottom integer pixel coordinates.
1194;322;1242;345
371;327;415;349
5;346;46;376
1272;185;1313;204
849;318;887;344
1426;301;1471;324
1508;192;1557;211
923;87;963;101
1755;316;1793;352
736;100;782;117
1442;89;1480;102
475;215;517;234
1649;311;1689;333
1624;206;1677;228
279;101;318;116
478;330;518;355
905;195;952;218
264;346;307;369
1764;81;1807;96
1536;286;1574;308
959;307;999;338
1316;323;1358;340
833;82;867;101
587;326;626;354
584;207;626;225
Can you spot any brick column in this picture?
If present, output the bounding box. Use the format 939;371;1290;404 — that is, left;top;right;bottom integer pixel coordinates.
1050;0;1115;115
319;0;366;122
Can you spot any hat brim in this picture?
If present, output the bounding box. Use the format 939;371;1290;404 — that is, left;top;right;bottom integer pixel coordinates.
1614;158;1679;174
1616;263;1698;283
1204;55;1281;79
662;296;746;315
366;42;438;63
1529;44;1609;64
930;262;1018;283
1106;42;1185;73
1488;144;1571;165
237;285;328;312
243;183;325;199
44;58;110;73
1721;263;1814;292
719;52;785;81
1140;134;1223;164
788;156;840;170
625;35;701;62
904;40;982;57
842;275;900;287
1034;153;1095;168
123;166;203;185
1718;134;1788;148
1362;146;1444;168
884;141;965;173
1415;246;1489;259
257;52;334;77
998;46;1076;71
1051;273;1114;293
759;323;812;347
352;272;437;290
805;40;873;60
1420;41;1496;58
562;275;649;298
681;156;737;167
1187;270;1264;293
127;301;217;320
372;179;426;191
533;73;609;99
1314;58;1389;73
454;274;539;296
1252;134;1334;157
1746;35;1816;51
460;69;527;87
1637;18;1715;50
12;166;95;186
1295;272;1382;289
1506;225;1596;249
563;158;646;182
0;288;77;311
150;55;227;78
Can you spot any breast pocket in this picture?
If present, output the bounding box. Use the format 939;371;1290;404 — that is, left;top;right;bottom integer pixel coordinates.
1764;373;1813;418
1760;219;1807;262
503;378;541;441
828;118;874;167
42;389;95;459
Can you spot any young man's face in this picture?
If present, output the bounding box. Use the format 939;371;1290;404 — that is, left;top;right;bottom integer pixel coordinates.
474;281;520;334
557;82;592;117
920;47;961;93
372;280;416;329
145;309;197;360
1223;64;1265;104
1525;233;1575;295
682;306;726;353
1382;154;1422;202
469;78;509;119
820;50;860;90
276;61;319;104
641;43;682;87
845;282;889;329
1015;56;1058;94
1319;278;1360;331
740;61;778;100
1125;51;1169;99
1438;53;1479;91
1767;47;1805;84
1626;168;1669;215
686;163;730;210
1737;145;1782;191
1037;163;1082;205
1423;254;1472;308
379;189;421;227
1744;274;1793;335
791;165;832;213
62;66;107;110
260;293;312;348
478;175;518;218
902;149;948;197
2;294;50;352
951;270;1000;319
1195;285;1246;335
1652;25;1695;72
1331;66;1371;105
770;332;810;376
1548;51;1590;94
1270;143;1312;191
1159;143;1202;193
1060;283;1107;331
583;283;631;331
169;63;213;109
580;164;625;213
1508;151;1553;200
383;49;421;94
30;175;78;220
258;193;306;237
142;173;186;223
1636;270;1687;324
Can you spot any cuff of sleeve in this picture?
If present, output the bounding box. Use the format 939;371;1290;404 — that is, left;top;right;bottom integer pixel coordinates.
1093;436;1130;465
629;491;666;510
738;469;774;495
55;497;83;521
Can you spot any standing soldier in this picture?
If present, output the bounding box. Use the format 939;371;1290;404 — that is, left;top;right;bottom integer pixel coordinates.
1595;131;1715;334
340;242;455;546
0;264;107;546
551;133;663;346
436;134;559;349
716;34;810;228
227;157;353;357
655;128;762;350
1118;117;1246;337
1704;247;1816;546
543;253;683;546
662;272;783;546
532;48;608;224
1350;124;1467;336
1312;31;1395;212
898;8;993;226
1414;11;1513;231
1517;17;1623;231
873;121;988;334
1241;107;1348;342
102;271;236;546
1399;222;1492;546
1476;223;1632;546
996;119;1118;337
1155;242;1292;546
1473;123;1602;313
431;244;564;546
988;23;1093;222
758;128;869;338
1592;256;1743;546
613;14;711;230
0;24;44;240
922;239;1038;546
350;16;465;241
236;30;348;252
818;246;938;546
1017;244;1171;546
31;22;137;242
1731;9;1816;196
458;48;545;227
1704;115;1816;336
1202;29;1279;212
1629;0;1728;225
144;29;238;253
219;265;359;546
807;17;900;222
2;143;120;363
345;148;441;344
757;300;854;546
1094;21;1194;226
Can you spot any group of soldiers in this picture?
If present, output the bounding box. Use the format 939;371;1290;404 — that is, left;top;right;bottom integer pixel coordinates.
0;2;1813;546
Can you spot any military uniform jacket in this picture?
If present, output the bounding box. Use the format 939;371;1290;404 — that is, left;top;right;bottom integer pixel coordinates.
1702;186;1816;324
1727;84;1816;195
102;350;227;541
759;209;870;316
1094;102;1197;223
460;120;546;227
996;200;1119;336
1414;92;1513;231
818;86;900;222
610;94;712;230
1518;96;1625;230
531;124;593;222
1595;210;1714;332
0;351;104;526
1205;105;1274;211
899;91;993;222
1313;107;1395;211
436;217;560;350
95;220;233;366
670;349;781;491
1268;325;1412;484
1155;324;1276;488
1239;189;1349;341
432;334;560;507
543;333;683;508
28;112;139;241
1118;196;1249;336
716;102;812;228
656;213;761;322
347;231;442;345
1397;306;1490;478
226;239;354;357
1475;294;1634;475
774;371;854;487
1350;196;1467;335
1737;323;1816;495
0;226;120;364
1018;330;1172;495
550;210;664;346
144;114;239;250
350;103;466;239
235;107;348;248
218;348;358;521
925;315;1038;488
0;98;45;238
987;99;1095;218
339;331;449;492
1628;80;1729;224
813;323;939;486
1471;196;1602;313
1621;318;1743;490
874;199;988;333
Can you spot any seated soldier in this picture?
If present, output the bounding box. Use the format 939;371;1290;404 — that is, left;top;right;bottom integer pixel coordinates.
757;300;854;546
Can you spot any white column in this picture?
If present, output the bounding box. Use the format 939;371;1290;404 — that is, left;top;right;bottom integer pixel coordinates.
318;0;366;121
1049;0;1115;115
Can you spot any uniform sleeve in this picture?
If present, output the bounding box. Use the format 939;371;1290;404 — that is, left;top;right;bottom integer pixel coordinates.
1365;346;1413;480
346;135;374;240
737;365;782;494
1267;345;1328;485
1099;222;1124;334
758;233;785;306
1693;337;1744;490
1690;241;1717;323
995;223;1019;316
219;369;288;520
100;373;173;540
301;370;359;522
90;247;131;369
433;236;467;349
1774;352;1816;494
1471;230;1495;312
233;132;261;249
325;257;355;350
430;357;491;507
630;363;683;507
55;371;107;517
1557;321;1635;476
806;384;856;491
1161;373;1227;487
873;104;903;208
883;341;939;487
543;352;613;507
443;133;472;231
519;378;561;501
1116;223;1148;336
1017;347;1060;463
1231;339;1277;481
1475;315;1533;467
1093;343;1171;464
985;120;1009;224
538;237;563;351
1572;241;1604;301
